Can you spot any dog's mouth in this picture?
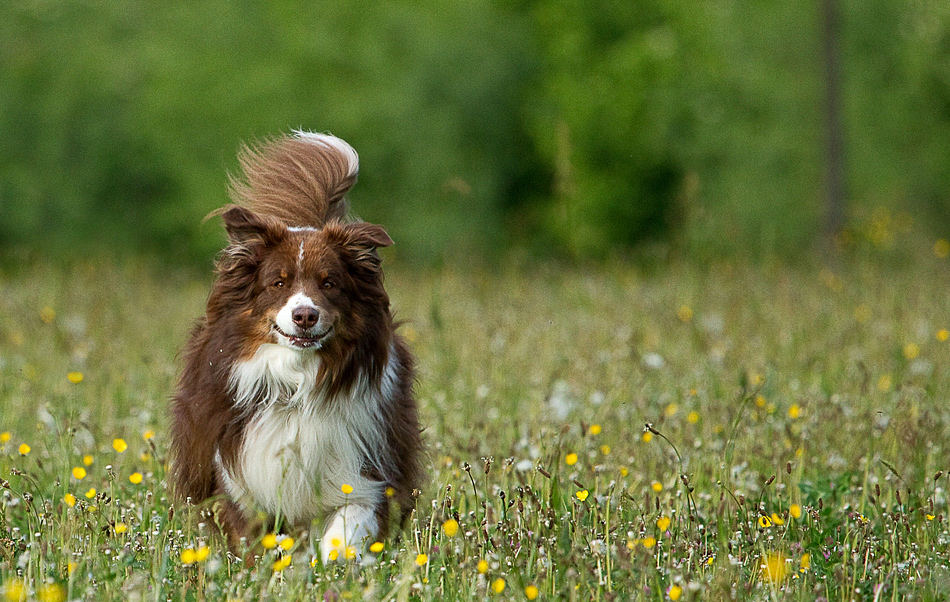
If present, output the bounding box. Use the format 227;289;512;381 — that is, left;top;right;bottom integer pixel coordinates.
272;324;333;349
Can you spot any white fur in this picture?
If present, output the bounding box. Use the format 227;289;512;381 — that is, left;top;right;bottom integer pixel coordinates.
293;130;359;178
220;341;402;559
271;292;330;350
320;504;378;562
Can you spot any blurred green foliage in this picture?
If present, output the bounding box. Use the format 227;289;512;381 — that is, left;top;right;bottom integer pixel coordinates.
1;0;949;263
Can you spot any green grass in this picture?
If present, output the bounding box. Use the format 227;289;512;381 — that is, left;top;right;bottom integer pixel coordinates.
2;236;950;601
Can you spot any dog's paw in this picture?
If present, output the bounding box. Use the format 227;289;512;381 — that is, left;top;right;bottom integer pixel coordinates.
320;504;378;564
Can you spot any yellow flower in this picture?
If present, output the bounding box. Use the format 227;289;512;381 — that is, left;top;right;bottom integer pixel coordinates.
790;504;802;519
589;424;602;435
758;516;773;528
575;490;589;502
755;394;766;408
112;439;128;453
129;472;143;484
181;548;198;564
938;329;950;342
652;482;663;493
369;541;385;553
18;443;30;455
72;467;86;480
619;466;629;477
4;578;25;602
37;584;65;602
877;374;892;392
85;488;96;499
140;453;151;462
525;585;539;600
641;431;653;443
142;429;155;440
272;555;291;571
196;546;210;561
82;455;93;466
800;553;810;571
67;371;84;384
327;549;339;561
934;239;950;258
262;533;278;549
477;559;489;574
63;494;76;507
385;486;395;497
443;519;459;537
67;562;76;575
341;483;354;495
787;404;801;419
415;553;428;567
114;522;128;534
677;305;693;322
760;552;788;583
927;513;936;521
345;546;357;560
656;516;671;531
668;584;683;601
280;536;295;551
565;453;578;466
0;432;9;444
40;306;56;323
665;403;678;417
903;342;920;360
641;536;657;549
770;513;785;526
491;578;506;594
600;444;611;455
687;411;699;424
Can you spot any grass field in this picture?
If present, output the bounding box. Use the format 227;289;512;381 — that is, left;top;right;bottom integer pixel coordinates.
2;234;950;601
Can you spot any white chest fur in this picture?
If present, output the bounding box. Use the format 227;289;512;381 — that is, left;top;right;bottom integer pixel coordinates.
217;343;395;525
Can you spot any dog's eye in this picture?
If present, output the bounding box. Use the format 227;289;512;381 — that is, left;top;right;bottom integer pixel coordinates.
323;280;334;290
273;280;285;288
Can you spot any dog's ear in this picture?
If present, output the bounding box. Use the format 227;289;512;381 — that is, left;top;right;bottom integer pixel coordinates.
340;222;393;270
221;206;284;247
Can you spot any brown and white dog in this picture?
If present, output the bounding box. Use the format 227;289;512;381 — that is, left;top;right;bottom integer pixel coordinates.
169;131;423;563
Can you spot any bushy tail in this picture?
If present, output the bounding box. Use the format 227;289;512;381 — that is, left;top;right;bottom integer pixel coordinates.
227;130;359;227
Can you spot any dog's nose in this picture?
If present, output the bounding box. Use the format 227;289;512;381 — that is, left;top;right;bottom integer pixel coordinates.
291;306;319;330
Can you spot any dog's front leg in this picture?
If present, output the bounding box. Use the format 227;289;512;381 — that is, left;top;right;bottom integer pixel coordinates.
320;502;379;562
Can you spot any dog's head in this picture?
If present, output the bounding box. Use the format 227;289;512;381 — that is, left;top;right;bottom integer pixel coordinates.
213;206;393;356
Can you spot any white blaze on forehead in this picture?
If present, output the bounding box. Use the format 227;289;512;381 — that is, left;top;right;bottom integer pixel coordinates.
275;291;318;334
293;130;359;178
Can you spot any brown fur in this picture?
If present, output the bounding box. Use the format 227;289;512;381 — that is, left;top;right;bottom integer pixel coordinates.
169;132;423;549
